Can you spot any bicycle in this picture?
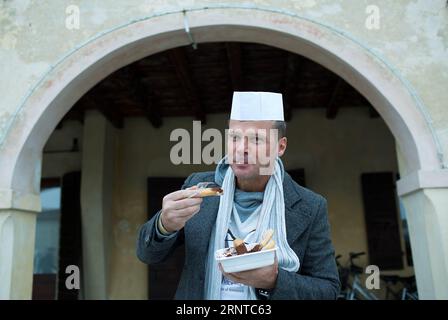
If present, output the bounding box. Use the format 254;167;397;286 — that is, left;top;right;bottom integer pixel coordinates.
335;254;350;300
380;275;418;300
345;252;379;300
336;252;378;300
336;252;419;300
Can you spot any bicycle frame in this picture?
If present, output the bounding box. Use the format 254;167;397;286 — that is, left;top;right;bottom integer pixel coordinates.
347;273;379;300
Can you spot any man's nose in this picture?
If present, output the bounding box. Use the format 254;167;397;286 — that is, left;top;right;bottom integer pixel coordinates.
236;136;248;153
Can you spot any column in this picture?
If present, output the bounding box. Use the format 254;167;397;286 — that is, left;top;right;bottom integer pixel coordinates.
80;110;116;299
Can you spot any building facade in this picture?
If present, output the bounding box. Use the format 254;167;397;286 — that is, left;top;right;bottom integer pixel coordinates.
0;0;447;299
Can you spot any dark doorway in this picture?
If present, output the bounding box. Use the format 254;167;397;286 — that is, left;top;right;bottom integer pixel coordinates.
57;171;83;299
147;176;187;299
361;172;403;270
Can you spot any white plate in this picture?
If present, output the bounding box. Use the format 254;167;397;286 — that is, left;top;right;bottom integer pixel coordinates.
215;246;278;273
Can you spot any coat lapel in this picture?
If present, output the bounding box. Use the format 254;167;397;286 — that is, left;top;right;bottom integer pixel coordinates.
283;172;313;245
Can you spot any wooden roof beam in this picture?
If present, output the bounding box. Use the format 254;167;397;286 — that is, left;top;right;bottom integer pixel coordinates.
226;42;243;92
281;53;302;122
168;47;206;123
326;78;343;119
129;64;163;128
82;94;124;129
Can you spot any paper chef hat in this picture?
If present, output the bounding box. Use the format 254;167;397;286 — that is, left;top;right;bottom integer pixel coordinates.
230;91;284;121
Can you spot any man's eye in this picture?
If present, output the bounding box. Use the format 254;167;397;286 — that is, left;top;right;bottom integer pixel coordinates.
230;135;240;142
250;136;262;144
251;137;257;143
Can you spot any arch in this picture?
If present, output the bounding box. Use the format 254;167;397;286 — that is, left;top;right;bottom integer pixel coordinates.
0;7;443;205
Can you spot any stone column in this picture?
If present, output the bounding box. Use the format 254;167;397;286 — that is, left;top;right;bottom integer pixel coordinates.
80;110;116;299
0;197;40;299
400;188;448;299
396;156;448;300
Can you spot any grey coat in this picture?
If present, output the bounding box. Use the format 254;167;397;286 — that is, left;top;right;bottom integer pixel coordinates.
137;171;340;300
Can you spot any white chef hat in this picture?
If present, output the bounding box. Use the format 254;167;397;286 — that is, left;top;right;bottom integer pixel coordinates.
230;91;284;121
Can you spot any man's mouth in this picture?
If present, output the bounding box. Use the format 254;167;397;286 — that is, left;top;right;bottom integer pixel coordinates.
234;162;253;170
233;156;252;165
234;160;251;166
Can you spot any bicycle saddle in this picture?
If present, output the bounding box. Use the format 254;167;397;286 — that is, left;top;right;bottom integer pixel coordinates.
349;251;366;259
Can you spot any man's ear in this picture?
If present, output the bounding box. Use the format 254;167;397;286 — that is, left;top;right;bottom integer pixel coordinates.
278;137;287;157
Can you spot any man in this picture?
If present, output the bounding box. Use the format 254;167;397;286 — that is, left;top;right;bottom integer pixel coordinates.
137;91;340;300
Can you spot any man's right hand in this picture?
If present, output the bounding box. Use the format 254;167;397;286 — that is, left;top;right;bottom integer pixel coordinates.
160;187;203;233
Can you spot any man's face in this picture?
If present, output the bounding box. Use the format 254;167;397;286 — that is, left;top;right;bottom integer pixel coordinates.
227;120;286;179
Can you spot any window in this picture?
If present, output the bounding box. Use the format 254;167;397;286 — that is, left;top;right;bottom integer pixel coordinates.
33;179;61;299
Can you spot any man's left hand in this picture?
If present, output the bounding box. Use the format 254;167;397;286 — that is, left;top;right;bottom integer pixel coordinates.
219;255;278;289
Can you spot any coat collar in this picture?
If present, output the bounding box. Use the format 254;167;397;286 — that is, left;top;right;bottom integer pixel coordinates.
189;171;312;253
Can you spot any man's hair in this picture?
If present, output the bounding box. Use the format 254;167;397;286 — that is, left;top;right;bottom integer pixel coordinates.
273;121;287;138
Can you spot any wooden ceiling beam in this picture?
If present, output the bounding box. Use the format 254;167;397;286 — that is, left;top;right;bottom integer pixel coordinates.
226;42;243;92
82;94;124;129
129;64;163;128
59;108;85;128
168;47;206;123
281;53;303;122
326;78;343;119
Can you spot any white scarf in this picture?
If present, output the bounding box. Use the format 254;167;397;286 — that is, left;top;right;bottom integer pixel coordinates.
204;156;300;299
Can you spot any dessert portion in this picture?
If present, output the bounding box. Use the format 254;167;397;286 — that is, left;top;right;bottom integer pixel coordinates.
219;229;276;258
188;183;224;198
197;187;223;197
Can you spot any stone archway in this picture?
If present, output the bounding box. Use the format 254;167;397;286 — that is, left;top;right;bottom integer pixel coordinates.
0;7;447;299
